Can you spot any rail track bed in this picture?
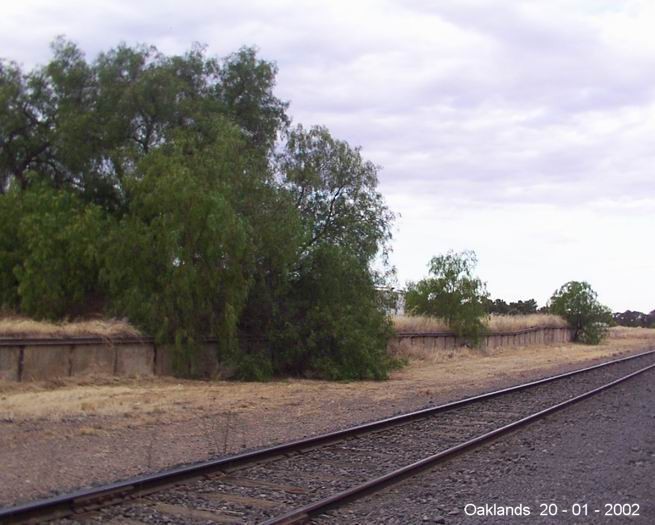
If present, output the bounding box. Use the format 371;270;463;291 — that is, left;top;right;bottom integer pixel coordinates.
3;349;655;524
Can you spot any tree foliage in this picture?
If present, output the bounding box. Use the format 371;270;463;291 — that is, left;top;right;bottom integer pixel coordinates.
0;39;286;203
101;139;252;374
484;297;539;315
548;281;612;344
0;39;396;380
612;310;655;328
267;245;397;379
280;125;393;265
405;250;489;343
0;181;106;318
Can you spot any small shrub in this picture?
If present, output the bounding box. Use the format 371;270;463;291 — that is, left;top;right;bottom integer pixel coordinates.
231;352;274;381
548;281;612;344
269;245;398;380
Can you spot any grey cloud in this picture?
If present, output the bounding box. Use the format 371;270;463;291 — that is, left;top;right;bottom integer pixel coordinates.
2;0;654;310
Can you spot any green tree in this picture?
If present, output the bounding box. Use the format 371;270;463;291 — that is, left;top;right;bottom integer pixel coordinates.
0;60;54;192
1;39;288;210
0;187;23;307
0;181;106;318
405;250;489;343
484;297;539;315
218;47;289;155
280;124;393;263
101;129;253;375
548;281;612;344
269;245;397;379
482;297;510;315
233;125;397;379
0;39;397;381
512;299;538;315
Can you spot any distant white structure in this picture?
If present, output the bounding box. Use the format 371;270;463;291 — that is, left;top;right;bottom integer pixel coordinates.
376;287;406;315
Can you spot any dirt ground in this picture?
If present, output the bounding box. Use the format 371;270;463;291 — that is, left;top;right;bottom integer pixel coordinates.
1;327;654;507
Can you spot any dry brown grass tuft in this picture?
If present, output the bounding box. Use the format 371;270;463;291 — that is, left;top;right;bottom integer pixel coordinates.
392;315;450;333
392;313;568;334
387;338;479;363
0;315;142;339
607;326;655;339
486;314;568;331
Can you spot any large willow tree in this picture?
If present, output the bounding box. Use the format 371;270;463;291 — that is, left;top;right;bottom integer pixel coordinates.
0;39;396;379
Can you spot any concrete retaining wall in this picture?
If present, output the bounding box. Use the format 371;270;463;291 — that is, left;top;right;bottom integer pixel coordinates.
0;345;20;381
0;326;574;382
22;344;71;381
0;339;228;382
115;345;155;376
70;345;115;376
390;326;575;358
0;339;159;382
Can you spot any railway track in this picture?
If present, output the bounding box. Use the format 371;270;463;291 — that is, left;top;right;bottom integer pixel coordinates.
2;349;654;524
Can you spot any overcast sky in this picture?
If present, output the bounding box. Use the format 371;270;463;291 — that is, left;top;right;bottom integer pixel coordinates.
2;0;654;311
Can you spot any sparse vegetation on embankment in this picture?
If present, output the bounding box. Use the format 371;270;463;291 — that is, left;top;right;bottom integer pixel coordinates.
0;314;142;339
392;313;568;334
0;313;567;340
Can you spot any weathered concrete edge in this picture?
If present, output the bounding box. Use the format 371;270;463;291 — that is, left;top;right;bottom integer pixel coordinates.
0;325;565;346
391;326;575;352
0;327;574;382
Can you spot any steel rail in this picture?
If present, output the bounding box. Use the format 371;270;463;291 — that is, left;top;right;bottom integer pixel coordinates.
1;348;654;524
263;361;655;525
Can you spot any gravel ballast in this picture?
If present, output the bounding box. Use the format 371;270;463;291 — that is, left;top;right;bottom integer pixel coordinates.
317;368;655;524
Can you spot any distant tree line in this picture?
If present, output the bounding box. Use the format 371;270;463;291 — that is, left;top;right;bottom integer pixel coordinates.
482;297;541;316
613;310;655;328
0;39;398;380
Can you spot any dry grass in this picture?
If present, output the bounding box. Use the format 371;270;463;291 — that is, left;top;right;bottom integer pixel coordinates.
0;315;142;339
392;313;568;334
392;315;450;333
1;328;653;511
394;326;655;382
0;311;568;339
607;326;655;339
487;313;568;331
1;327;653;422
389;325;655;365
388;338;479;363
